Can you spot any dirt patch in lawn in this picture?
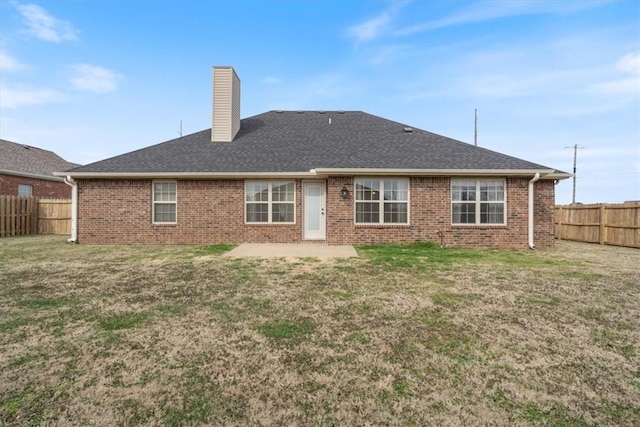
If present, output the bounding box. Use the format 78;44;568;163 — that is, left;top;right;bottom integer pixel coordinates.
1;236;638;425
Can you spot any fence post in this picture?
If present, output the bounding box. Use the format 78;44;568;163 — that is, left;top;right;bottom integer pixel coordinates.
21;197;27;236
0;196;4;237
599;204;607;245
557;206;563;240
32;198;39;234
10;196;16;236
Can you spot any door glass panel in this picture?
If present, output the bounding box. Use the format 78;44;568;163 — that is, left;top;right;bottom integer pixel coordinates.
306;185;321;231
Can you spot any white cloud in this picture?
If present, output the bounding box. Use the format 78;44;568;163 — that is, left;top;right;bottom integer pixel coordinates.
0;85;65;108
589;52;640;95
591;77;640;95
16;3;79;42
348;12;392;42
262;76;282;85
396;0;610;36
69;64;123;93
617;52;640;75
347;1;409;42
0;49;27;72
367;44;412;66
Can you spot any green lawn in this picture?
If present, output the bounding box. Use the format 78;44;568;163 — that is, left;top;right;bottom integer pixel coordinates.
1;236;638;426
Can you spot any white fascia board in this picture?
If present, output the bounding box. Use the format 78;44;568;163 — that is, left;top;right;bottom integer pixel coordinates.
544;172;573;180
2;169;65;182
53;168;572;180
53;171;319;179
312;168;561;178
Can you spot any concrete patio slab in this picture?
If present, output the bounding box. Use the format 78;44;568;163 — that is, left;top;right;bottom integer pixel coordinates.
222;243;358;258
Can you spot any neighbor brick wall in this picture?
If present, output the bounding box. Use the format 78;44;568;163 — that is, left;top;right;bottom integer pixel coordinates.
0;173;71;198
77;176;556;249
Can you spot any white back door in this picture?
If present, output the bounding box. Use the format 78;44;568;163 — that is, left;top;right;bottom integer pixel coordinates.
303;182;326;240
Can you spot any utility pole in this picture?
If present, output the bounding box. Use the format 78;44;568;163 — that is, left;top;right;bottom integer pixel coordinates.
474;108;478;146
565;144;584;204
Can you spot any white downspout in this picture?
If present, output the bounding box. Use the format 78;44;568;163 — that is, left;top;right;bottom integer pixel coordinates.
63;176;78;243
528;173;540;249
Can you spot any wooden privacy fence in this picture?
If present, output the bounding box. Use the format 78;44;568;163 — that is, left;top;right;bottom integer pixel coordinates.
38;199;71;235
0;196;38;237
0;196;71;237
555;203;640;249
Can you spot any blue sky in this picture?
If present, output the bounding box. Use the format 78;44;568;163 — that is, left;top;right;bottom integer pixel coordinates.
1;0;638;204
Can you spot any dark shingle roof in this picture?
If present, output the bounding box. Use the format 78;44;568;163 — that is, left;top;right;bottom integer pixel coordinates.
68;111;561;174
0;139;80;178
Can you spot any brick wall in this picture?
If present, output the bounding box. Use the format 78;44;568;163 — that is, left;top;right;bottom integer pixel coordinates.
77;177;556;249
0;173;71;198
77;179;303;244
326;176;556;249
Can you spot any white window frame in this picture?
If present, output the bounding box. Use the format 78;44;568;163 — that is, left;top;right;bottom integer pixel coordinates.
152;180;177;224
451;178;506;225
354;178;410;225
18;184;33;197
245;181;296;224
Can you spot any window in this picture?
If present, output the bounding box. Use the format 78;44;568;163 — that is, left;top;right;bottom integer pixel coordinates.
153;181;177;223
18;184;33;197
355;178;409;224
452;179;505;225
245;181;295;223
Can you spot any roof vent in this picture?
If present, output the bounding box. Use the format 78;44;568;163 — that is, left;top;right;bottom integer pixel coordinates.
337;111;345;114
318;111;326;114
275;110;283;114
296;110;304;114
403;127;413;133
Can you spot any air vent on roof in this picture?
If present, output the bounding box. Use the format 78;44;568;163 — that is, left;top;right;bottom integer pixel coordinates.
403;127;413;133
275;110;283;114
296;110;304;114
318;111;326;114
337;111;345;114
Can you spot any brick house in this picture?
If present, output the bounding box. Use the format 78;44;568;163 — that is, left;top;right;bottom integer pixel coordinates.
0;139;79;198
56;67;570;249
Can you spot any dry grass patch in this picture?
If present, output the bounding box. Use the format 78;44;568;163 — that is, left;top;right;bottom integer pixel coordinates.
0;236;638;425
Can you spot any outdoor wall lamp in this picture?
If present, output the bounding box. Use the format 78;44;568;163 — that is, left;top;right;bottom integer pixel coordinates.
340;185;350;199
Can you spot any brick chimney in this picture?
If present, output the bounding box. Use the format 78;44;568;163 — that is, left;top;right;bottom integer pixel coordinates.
211;66;241;142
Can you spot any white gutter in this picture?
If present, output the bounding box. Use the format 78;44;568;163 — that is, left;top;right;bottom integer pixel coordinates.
313;168;561;177
528;173;540;249
53;171;319;179
63;176;78;243
52;168;572;180
1;169;66;182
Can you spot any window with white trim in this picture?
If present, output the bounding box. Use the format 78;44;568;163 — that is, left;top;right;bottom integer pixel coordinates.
452;178;505;225
153;181;177;223
355;178;409;224
18;184;33;197
245;181;295;223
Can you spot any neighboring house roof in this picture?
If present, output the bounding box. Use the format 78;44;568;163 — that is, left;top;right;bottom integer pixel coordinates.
64;111;569;179
0;138;80;181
